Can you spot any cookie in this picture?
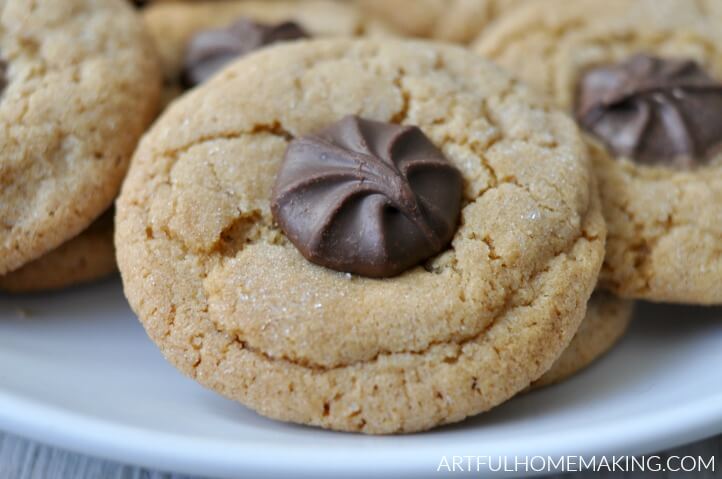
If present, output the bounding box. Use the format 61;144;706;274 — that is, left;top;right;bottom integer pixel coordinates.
476;0;722;304
116;38;605;434
0;0;161;276
532;292;633;389
142;0;391;101
0;211;115;294
357;0;527;44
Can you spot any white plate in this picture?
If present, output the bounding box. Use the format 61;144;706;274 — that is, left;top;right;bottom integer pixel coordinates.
1;279;721;479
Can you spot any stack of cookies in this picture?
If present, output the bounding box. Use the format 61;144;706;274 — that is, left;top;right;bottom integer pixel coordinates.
2;0;720;434
0;0;160;292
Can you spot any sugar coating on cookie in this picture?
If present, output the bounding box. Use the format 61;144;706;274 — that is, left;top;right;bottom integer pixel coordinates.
532;292;633;389
0;211;116;293
357;0;528;44
116;39;605;433
476;0;722;304
0;0;161;275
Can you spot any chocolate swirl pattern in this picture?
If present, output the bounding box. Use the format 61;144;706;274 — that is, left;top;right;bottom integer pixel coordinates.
575;54;722;168
271;115;463;278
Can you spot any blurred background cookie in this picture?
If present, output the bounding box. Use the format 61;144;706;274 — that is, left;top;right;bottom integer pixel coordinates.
0;0;160;276
476;0;722;304
0;211;115;294
142;0;392;103
356;0;528;44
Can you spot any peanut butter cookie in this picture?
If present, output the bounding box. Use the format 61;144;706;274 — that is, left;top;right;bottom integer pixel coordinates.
143;0;391;101
116;39;605;433
0;0;160;275
357;0;527;44
0;211;115;293
533;292;633;389
476;0;722;304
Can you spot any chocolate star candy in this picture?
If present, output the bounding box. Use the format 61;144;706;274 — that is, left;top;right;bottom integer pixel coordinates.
182;18;309;88
272;116;463;278
575;54;722;168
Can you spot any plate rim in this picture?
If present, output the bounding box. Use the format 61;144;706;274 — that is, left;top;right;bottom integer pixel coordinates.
1;387;721;478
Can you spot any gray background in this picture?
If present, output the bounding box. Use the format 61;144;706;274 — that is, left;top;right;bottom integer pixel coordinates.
1;431;720;478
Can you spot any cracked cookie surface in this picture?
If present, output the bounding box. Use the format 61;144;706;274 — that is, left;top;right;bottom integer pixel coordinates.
116;39;605;433
0;0;161;275
0;211;116;293
475;0;722;304
143;0;391;103
532;292;633;389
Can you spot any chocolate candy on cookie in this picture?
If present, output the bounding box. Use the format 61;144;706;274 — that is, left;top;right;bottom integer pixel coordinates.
272;115;462;278
117;39;604;433
575;54;722;169
182;18;309;87
476;0;722;304
142;0;390;100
